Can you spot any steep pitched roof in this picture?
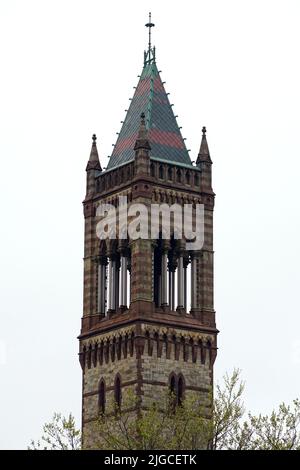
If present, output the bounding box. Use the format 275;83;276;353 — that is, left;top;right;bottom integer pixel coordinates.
106;60;192;170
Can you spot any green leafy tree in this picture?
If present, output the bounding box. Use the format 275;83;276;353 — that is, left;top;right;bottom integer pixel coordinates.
211;368;245;449
29;412;81;450
241;400;300;450
90;390;211;450
30;370;300;450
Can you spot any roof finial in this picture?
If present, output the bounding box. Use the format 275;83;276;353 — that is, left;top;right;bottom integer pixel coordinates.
145;12;155;54
92;133;97;144
202;126;206;135
144;12;155;65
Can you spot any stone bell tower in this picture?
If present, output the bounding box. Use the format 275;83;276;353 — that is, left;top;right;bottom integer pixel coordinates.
79;16;217;448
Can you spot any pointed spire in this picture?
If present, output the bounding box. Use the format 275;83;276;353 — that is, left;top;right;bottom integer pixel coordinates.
86;134;102;171
196;126;212;165
108;60;192;169
134;113;151;151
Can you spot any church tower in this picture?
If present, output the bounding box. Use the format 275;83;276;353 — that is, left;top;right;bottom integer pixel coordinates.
79;16;217;448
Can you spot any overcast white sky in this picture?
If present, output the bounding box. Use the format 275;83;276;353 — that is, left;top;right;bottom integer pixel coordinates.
0;0;300;449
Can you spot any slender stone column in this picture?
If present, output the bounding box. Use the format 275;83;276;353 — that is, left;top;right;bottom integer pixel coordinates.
168;255;177;311
183;256;189;312
191;255;198;310
168;269;175;310
102;262;107;314
158;273;162;306
115;258;120;310
97;262;103;313
127;256;131;305
183;266;187;311
97;258;107;314
161;251;168;306
108;257;117;311
112;259;117;310
177;254;184;308
120;255;127;308
108;257;113;311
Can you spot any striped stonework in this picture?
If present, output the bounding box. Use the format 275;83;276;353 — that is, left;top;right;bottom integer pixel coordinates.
79;51;217;449
80;323;216;448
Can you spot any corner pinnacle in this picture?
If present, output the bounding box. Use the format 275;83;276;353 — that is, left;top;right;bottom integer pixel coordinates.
134;112;151;151
196;126;212;165
86;133;102;171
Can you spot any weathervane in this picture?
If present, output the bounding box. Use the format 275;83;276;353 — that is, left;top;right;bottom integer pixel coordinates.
145;12;155;54
144;12;155;65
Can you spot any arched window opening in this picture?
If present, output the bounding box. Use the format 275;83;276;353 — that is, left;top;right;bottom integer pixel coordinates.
154;332;160;357
150;163;155;177
186;171;190;185
168;167;173;181
159;165;164;179
117;336;122;360
93;343;98;367
206;340;212;365
177;375;185;406
199;339;205;364
114;375;122;409
169;373;177;412
194;172;199;186
98;379;106;414
111;339;116;362
176;169;181;183
81;346;86;371
163;333;168;357
129;332;134;356
170;374;176;394
87;345;92;369
169;373;185;410
169;373;177;413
